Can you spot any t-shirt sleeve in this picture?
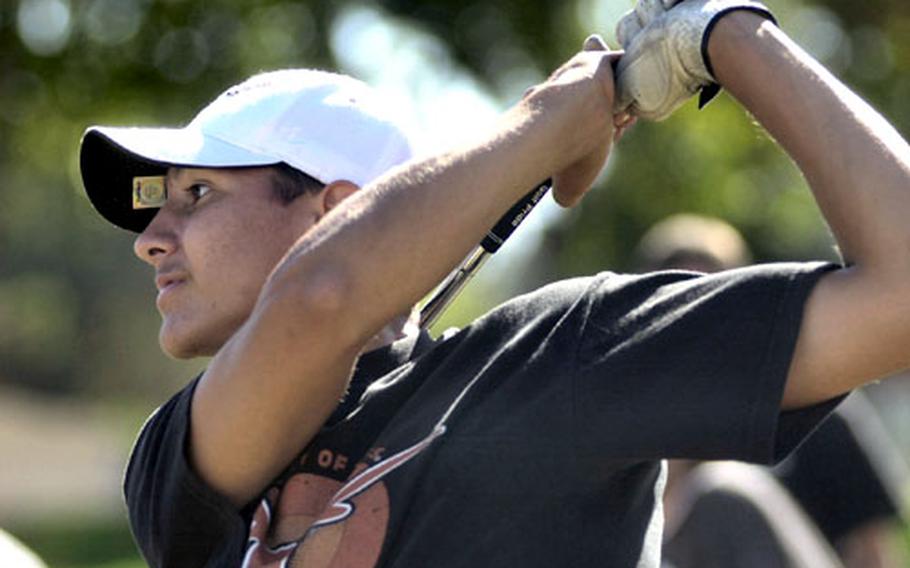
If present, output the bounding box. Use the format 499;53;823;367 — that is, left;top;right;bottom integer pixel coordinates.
572;262;842;464
123;376;250;568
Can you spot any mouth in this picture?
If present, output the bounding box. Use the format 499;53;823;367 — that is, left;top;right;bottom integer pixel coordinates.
155;273;188;308
156;273;185;291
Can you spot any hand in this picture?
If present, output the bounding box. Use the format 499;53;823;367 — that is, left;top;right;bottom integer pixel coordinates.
613;0;775;121
554;36;638;207
519;35;621;207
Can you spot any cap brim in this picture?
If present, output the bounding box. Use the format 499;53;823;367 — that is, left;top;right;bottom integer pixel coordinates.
80;126;280;233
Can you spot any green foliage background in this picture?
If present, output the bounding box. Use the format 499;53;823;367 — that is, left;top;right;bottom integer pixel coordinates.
0;0;908;565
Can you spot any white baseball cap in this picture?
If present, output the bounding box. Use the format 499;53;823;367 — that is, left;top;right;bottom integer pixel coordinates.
80;69;416;232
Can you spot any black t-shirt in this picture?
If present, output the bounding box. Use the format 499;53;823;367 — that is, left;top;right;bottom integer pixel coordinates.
125;263;842;567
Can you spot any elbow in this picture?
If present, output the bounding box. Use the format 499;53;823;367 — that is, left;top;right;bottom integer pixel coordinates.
259;261;363;348
274;262;350;313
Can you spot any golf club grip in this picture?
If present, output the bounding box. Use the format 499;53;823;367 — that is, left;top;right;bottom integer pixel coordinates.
480;178;552;253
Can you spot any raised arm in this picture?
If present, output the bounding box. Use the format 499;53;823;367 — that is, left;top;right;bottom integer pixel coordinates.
190;46;623;507
706;13;910;408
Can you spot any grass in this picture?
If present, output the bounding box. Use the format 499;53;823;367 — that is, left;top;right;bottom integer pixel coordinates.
9;517;144;568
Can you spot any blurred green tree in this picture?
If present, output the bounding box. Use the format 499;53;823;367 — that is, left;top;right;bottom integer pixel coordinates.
0;0;908;398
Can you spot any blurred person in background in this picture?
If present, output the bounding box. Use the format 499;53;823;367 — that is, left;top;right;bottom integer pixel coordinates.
76;1;910;566
662;460;845;568
776;393;910;568
640;215;910;568
637;214;844;568
633;213;752;273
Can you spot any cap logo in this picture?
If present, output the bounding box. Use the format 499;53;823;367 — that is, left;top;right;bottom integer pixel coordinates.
132;176;167;209
224;78;274;98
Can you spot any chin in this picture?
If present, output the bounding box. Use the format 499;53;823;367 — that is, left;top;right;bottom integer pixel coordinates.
159;323;220;359
160;334;204;360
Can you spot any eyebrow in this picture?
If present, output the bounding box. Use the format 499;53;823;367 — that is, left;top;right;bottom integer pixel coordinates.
166;169;206;190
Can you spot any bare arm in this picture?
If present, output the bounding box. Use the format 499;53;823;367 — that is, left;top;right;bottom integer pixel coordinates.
708;13;910;408
189;48;622;506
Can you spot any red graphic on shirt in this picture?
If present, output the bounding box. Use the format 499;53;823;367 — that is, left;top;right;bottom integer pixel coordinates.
242;426;444;568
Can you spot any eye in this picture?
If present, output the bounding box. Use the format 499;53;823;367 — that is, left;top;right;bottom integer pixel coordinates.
187;183;212;202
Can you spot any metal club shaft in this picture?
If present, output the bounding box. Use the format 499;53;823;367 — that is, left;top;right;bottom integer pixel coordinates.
419;179;552;329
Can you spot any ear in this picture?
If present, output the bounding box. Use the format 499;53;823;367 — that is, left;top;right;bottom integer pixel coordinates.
321;180;359;213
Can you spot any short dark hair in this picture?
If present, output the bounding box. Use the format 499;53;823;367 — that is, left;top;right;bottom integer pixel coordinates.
269;162;325;204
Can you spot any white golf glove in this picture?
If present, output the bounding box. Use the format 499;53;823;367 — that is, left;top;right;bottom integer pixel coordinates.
613;0;776;121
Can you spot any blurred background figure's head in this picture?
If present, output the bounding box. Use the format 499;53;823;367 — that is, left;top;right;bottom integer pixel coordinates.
634;213;751;273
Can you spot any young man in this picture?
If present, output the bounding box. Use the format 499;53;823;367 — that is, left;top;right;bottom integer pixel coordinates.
79;1;910;566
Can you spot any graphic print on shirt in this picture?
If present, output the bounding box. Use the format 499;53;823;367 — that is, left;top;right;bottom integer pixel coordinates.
242;425;446;568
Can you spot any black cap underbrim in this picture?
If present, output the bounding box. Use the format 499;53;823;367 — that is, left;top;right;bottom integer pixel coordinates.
80;130;168;233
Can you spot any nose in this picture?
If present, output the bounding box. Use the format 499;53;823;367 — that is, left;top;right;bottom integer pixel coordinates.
133;208;178;266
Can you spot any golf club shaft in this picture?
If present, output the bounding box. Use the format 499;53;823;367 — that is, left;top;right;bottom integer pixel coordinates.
419;179;552;329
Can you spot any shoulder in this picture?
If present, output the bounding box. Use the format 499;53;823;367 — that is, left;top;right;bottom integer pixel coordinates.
124;375;250;566
126;376;201;473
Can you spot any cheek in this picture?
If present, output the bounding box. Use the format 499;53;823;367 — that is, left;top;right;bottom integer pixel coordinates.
186;208;299;308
